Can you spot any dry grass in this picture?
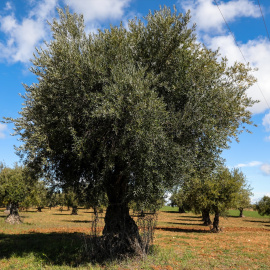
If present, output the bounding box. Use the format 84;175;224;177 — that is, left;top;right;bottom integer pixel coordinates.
0;206;270;269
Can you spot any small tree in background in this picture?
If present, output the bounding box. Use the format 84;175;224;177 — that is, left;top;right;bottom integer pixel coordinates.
234;186;253;217
0;164;30;224
209;168;248;231
181;167;250;231
170;188;191;213
30;181;49;212
64;188;79;215
255;196;270;216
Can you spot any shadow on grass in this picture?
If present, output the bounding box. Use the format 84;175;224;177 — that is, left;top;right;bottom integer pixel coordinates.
64;220;92;223
52;213;72;216
165;221;205;226
244;220;270;224
161;210;179;214
0;232;94;267
177;216;202;221
155;227;209;233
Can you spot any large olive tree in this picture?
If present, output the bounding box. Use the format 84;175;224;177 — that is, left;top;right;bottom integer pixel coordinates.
7;7;256;253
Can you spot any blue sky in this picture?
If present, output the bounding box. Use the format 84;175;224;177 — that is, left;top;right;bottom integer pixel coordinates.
0;0;270;202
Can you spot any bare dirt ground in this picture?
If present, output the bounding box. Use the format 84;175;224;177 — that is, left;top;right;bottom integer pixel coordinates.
0;207;270;269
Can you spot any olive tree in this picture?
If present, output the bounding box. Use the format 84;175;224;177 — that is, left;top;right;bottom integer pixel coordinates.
170;188;191;213
183;167;250;231
255;196;270;216
234;186;253;217
7;7;256;254
0;164;29;224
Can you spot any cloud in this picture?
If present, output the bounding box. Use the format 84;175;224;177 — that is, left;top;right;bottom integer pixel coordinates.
180;0;260;34
64;0;131;23
4;1;12;11
205;36;270;114
0;0;132;63
179;0;270;115
0;0;58;63
0;123;8;139
236;161;262;168
260;163;270;175
262;111;270;131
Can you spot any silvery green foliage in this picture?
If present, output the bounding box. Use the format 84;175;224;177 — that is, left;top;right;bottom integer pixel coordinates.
8;6;256;209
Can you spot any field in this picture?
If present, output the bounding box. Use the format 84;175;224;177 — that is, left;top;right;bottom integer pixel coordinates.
0;206;270;269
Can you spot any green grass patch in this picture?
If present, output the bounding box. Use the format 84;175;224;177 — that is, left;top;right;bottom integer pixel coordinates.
160;206;179;212
228;209;270;218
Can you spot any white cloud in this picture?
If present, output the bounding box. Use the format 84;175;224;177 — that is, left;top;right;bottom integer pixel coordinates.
0;0;58;63
260;163;270;175
4;1;12;11
180;0;260;34
0;123;8;139
179;0;270;115
0;0;132;63
64;0;131;23
262;111;270;131
205;35;270;114
236;161;262;168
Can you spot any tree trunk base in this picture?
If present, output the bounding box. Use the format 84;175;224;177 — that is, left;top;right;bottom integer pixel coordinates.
71;206;78;215
202;209;212;226
178;206;186;213
5;214;22;224
211;211;221;233
102;204;143;257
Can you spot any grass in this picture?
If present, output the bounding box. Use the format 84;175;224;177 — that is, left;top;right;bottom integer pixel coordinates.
227;209;270;218
1;206;270;269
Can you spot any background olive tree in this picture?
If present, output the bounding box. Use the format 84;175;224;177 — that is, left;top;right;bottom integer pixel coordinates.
0;163;31;224
255;196;270;216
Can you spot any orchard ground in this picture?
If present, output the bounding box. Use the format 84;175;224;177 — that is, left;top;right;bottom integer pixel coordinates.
0;206;269;269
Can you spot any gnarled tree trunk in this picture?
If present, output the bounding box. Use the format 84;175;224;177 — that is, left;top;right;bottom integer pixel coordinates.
212;210;220;232
71;206;78;215
239;207;244;217
202;209;212;226
103;172;142;256
5;202;22;224
178;206;186;213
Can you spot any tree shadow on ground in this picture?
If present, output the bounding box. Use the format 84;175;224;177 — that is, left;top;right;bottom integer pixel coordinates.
52;213;73;216
177;217;202;222
155;227;209;233
244;220;270;224
63;220;93;223
161;210;179;214
0;232;100;267
166;221;205;226
180;215;202;219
